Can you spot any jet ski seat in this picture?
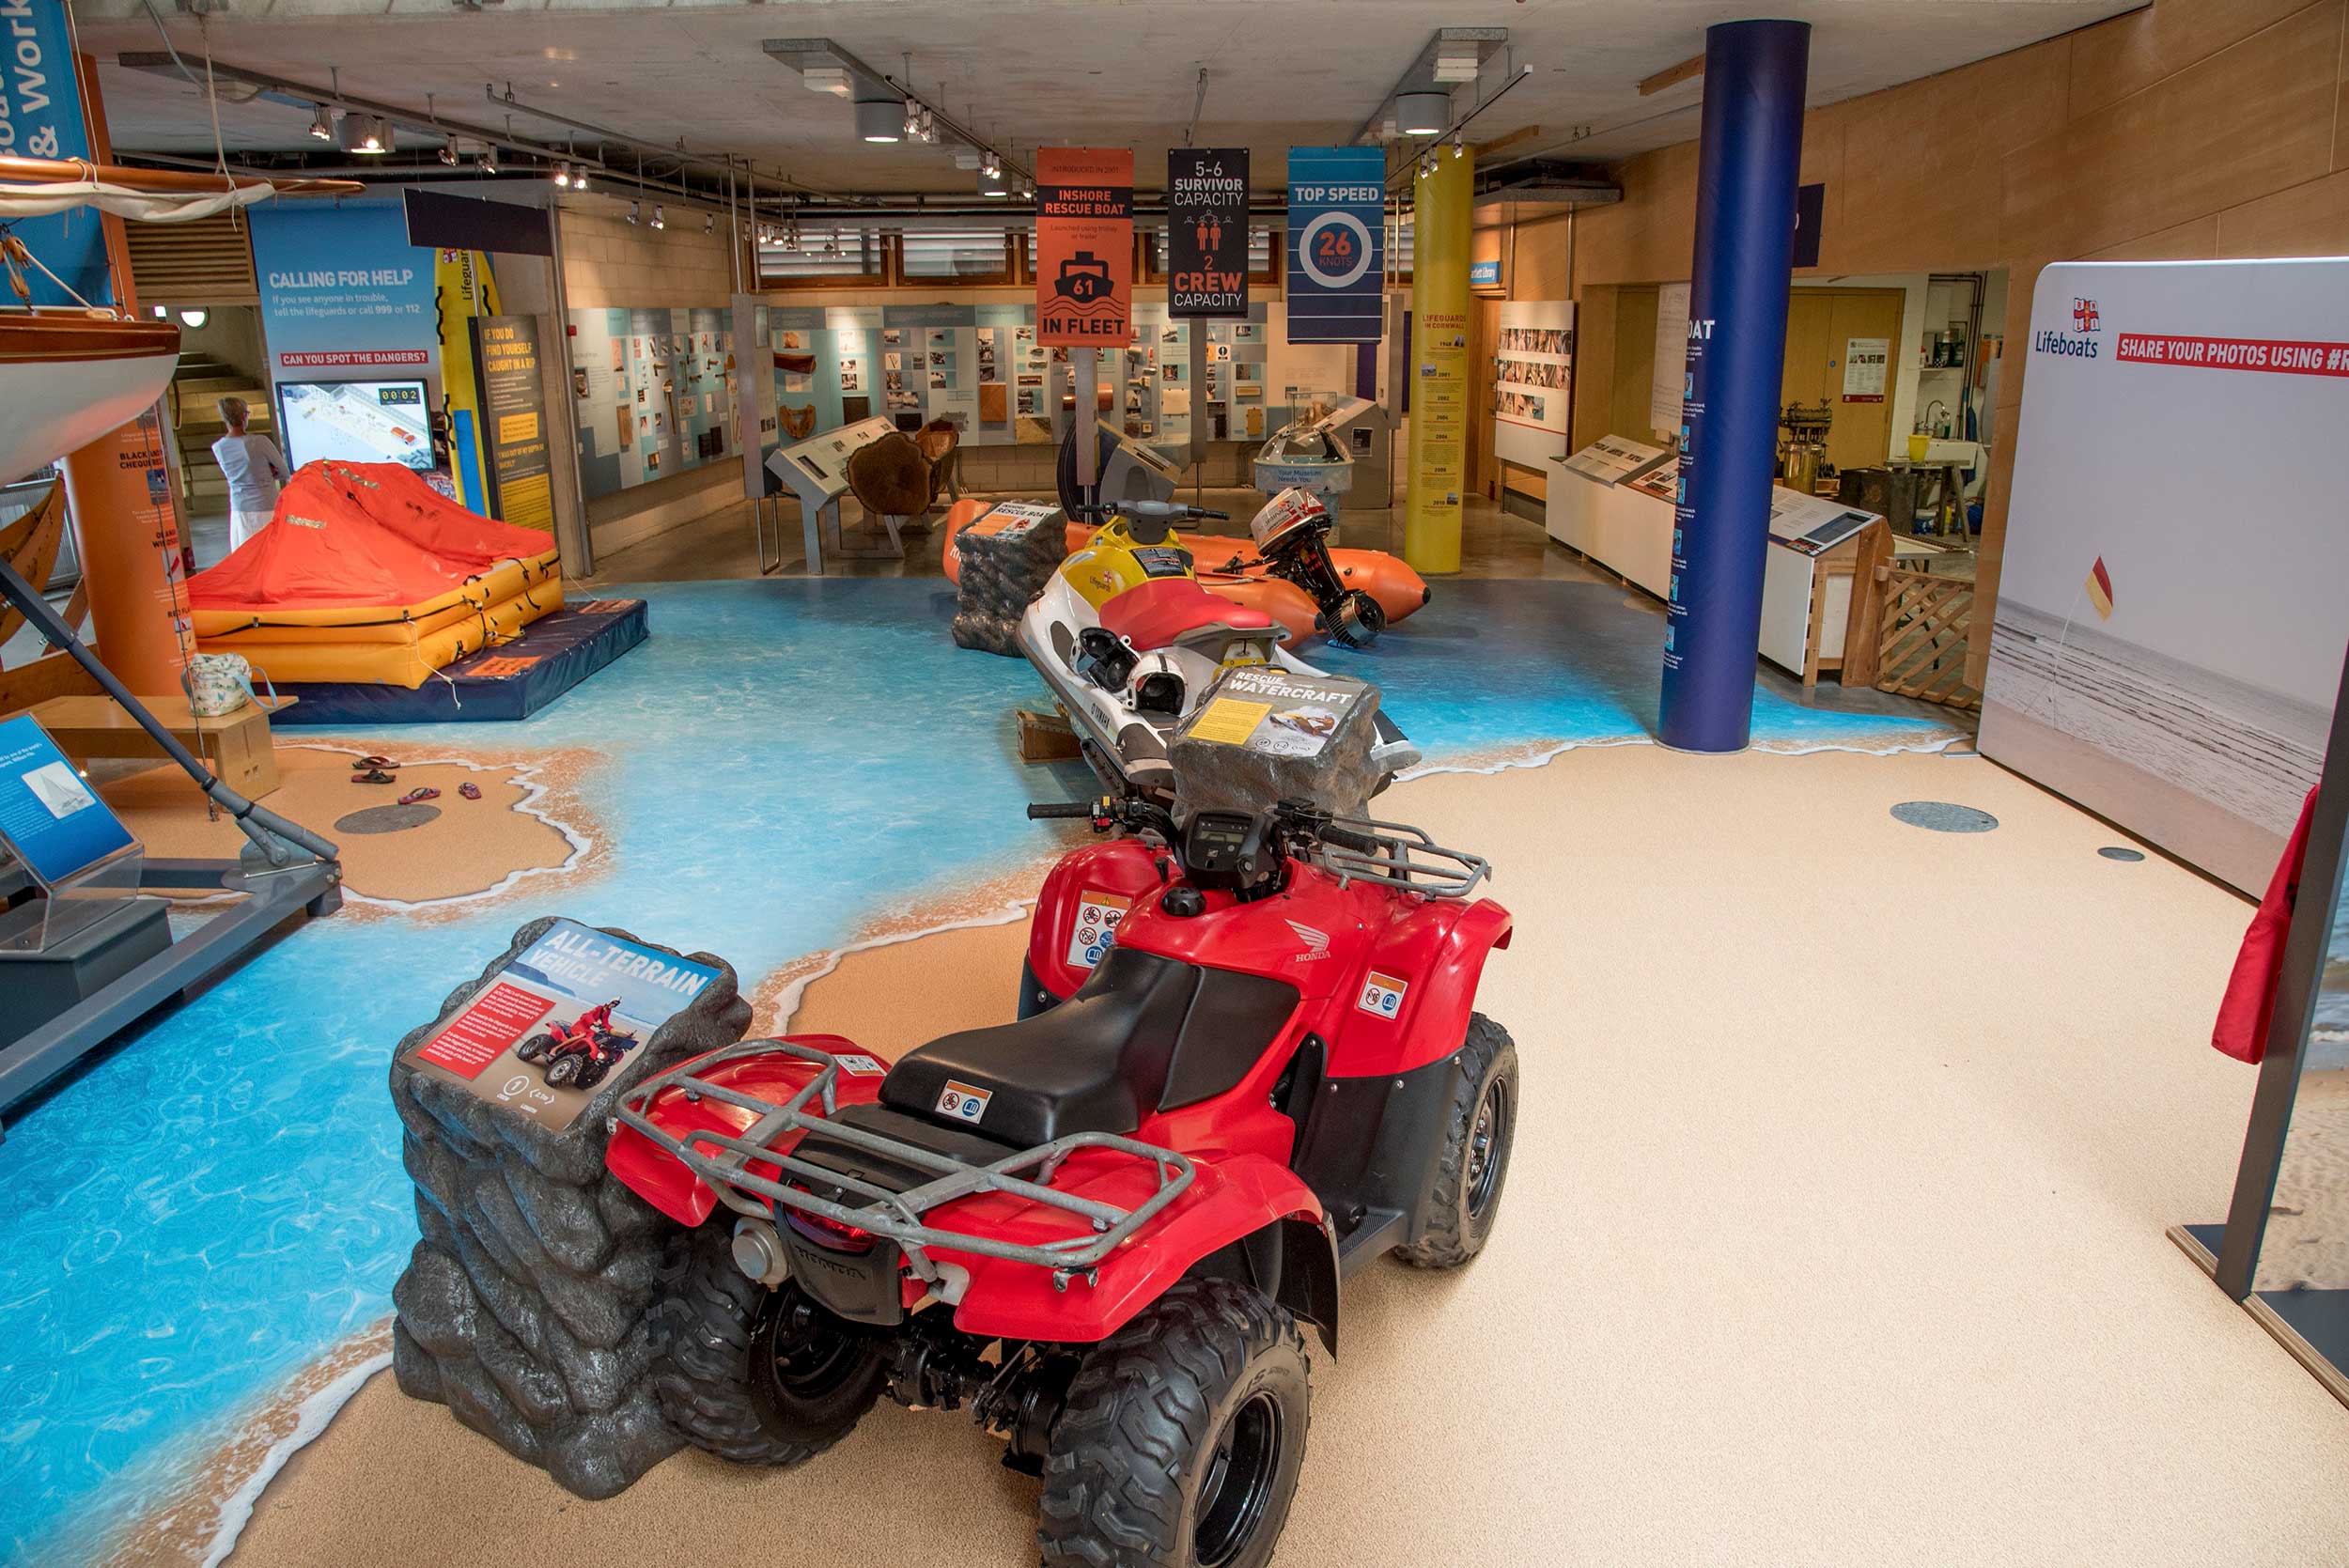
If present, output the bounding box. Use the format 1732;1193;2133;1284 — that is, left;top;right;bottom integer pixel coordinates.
879;948;1297;1147
1097;576;1276;653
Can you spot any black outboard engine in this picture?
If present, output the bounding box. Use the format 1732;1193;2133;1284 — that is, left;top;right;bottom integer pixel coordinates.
1248;488;1384;648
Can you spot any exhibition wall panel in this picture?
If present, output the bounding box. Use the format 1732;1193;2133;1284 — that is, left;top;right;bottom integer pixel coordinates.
1506;0;2349;685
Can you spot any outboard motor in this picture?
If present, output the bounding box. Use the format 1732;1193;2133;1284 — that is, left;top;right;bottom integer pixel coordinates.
1248;488;1385;648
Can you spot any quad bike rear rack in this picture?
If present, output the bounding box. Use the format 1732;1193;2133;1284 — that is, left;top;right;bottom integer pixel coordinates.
614;1039;1195;1286
1314;815;1492;900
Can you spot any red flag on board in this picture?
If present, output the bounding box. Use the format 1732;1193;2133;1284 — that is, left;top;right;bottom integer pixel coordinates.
2085;556;2114;619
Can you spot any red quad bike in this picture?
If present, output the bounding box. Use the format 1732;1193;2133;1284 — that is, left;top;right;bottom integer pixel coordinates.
608;796;1517;1568
516;1000;640;1091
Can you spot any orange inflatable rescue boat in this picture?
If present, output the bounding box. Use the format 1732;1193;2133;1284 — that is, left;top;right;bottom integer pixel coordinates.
941;490;1423;647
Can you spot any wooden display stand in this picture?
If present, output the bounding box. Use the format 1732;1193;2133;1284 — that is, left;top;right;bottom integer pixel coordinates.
29;692;296;798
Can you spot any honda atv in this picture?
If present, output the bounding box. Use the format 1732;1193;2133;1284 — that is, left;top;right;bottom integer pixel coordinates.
608;795;1517;1568
516;1001;640;1090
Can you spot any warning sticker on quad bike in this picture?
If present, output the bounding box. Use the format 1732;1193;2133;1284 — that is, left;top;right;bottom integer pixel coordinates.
1358;969;1409;1018
401;919;722;1130
1066;889;1131;969
936;1079;994;1124
832;1052;886;1077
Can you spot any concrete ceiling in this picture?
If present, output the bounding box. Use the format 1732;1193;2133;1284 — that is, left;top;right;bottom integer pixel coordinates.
79;0;2139;196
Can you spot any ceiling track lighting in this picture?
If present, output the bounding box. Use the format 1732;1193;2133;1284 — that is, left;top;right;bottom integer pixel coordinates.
438;142;458;166
651;204;666;230
703;212;714;236
308;102;334;141
553;162;570;187
479;145;498;174
627;200;641;225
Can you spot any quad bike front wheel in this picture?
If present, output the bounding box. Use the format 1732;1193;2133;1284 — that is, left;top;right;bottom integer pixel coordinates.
515;1032;553;1064
542;1052;583;1089
1394;1012;1518;1269
651;1223;888;1467
1039;1278;1310;1568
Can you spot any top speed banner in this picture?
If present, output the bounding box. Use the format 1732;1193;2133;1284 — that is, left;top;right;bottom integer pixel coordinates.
1035;147;1134;348
1285;147;1385;344
1167;147;1250;318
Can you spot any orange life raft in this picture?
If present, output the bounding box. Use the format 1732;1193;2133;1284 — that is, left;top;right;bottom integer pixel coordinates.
189;461;562;688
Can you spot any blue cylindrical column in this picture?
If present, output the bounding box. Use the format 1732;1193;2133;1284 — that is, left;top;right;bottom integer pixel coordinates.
1658;19;1811;753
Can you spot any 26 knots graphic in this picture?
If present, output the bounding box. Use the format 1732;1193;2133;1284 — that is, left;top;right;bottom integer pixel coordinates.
1051;251;1117;314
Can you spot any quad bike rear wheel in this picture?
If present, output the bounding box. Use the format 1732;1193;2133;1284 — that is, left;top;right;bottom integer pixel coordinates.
1394;1012;1518;1269
1039;1278;1310;1568
651;1223;888;1467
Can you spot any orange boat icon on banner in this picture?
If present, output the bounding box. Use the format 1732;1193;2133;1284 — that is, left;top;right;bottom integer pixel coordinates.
1052;252;1116;311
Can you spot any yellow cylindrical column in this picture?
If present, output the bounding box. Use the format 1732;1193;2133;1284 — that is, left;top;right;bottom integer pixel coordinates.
1404;147;1473;574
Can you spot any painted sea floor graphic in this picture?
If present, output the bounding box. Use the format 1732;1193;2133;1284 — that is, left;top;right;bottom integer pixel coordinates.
0;577;1958;1564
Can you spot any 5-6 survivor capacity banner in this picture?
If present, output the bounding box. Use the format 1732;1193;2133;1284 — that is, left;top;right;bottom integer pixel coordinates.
1167;148;1249;318
1035;147;1134;348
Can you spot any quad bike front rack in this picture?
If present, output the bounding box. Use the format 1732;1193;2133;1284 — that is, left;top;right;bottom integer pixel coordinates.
1314;815;1492;900
614;1039;1195;1286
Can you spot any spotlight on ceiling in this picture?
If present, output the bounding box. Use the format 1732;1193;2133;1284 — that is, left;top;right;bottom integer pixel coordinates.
480;145;499;174
1396;90;1450;136
353;116;392;156
703;212;714;236
918;106;937;143
438;141;458;166
982;148;1003;179
308;103;334;141
903;98;921;139
553;163;571;187
853;92;902;143
978;166;1008;198
179;308;209;329
627;200;641;225
651;204;666;230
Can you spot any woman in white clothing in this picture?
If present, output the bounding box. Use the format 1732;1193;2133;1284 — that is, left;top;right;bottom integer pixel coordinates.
211;396;288;551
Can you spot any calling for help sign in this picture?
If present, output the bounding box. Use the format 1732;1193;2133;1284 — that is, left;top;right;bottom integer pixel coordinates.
1035;147;1133;348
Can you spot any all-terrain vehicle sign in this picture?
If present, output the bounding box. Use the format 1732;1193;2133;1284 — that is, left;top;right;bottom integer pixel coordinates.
606;792;1517;1568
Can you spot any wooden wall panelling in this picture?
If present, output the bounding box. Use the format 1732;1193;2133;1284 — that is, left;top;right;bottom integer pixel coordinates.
2065;0;2326;120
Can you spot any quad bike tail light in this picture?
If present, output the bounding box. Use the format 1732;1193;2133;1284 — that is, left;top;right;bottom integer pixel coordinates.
784;1189;879;1253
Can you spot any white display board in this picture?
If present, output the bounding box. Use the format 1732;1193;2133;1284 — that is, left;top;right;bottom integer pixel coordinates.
1558;434;1669;487
1492;300;1575;469
1980;257;2349;893
1651;282;1690;437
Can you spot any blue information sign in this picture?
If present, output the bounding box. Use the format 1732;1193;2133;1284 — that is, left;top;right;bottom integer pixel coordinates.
0;715;135;885
1284;147;1385;345
1470;258;1501;287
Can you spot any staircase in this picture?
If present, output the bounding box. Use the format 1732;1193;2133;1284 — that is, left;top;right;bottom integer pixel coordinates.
167;355;274;519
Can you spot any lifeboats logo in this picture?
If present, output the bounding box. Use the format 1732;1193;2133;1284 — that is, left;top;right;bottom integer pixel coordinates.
2035;298;2102;360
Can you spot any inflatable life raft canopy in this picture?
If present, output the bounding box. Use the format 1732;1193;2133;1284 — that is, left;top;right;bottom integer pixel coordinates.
189;461;562;688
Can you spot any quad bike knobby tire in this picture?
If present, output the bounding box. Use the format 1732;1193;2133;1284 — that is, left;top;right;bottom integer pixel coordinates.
1394;1012;1518;1269
1038;1278;1310;1568
651;1223;888;1467
515;1032;553;1064
542;1052;583;1088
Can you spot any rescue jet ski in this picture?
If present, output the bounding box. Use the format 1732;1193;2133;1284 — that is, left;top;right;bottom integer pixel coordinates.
1016;498;1421;800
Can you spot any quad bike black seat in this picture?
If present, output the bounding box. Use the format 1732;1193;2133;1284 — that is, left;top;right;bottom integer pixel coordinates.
879;947;1297;1148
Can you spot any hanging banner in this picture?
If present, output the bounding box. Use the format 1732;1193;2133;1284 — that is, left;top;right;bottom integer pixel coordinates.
0;4;109;307
1285;147;1384;344
470;315;553;533
1167;147;1250;319
1035;147;1133;348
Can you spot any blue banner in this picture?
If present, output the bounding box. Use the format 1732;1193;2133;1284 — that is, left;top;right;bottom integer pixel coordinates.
248;199;439;381
0;1;109;307
0;715;135;884
1285;147;1384;344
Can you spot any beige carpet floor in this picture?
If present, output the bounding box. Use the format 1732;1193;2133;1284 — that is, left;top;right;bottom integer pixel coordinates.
213;747;2349;1566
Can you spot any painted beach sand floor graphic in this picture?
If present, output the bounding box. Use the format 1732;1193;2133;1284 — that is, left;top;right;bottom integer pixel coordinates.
0;577;1961;1565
